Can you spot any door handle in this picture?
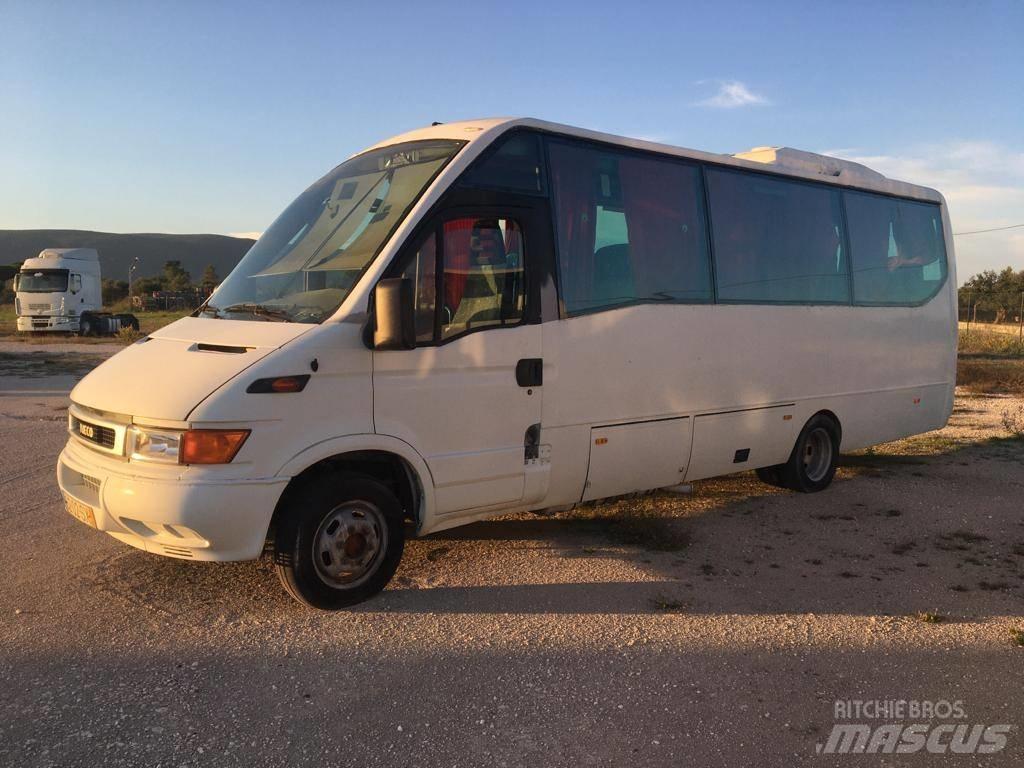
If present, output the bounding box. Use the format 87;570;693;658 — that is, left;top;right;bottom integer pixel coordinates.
516;358;543;387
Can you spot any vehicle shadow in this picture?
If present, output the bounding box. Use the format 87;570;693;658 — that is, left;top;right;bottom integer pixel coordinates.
88;434;1024;620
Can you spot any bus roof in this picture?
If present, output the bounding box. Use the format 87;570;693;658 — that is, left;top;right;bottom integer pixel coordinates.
364;117;943;205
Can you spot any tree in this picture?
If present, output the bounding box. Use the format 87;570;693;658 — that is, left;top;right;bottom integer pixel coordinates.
200;264;219;289
959;267;1024;323
133;275;164;295
162;260;192;292
102;279;129;306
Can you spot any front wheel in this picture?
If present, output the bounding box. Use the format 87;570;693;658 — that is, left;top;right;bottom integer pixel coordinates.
273;473;405;609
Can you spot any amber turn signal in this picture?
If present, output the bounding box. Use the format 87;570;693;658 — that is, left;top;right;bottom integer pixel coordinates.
181;429;250;464
246;375;311;394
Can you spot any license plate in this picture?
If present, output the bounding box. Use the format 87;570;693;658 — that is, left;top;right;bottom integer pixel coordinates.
79;423;95;439
64;493;97;528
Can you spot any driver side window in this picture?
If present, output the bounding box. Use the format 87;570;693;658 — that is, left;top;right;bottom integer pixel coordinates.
442;217;525;340
401;216;526;344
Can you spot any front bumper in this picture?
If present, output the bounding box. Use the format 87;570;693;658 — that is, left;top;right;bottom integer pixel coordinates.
18;315;78;332
57;438;289;561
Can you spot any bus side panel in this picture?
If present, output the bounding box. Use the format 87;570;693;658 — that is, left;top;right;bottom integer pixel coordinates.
684;406;799;482
538;291;956;502
835;382;953;452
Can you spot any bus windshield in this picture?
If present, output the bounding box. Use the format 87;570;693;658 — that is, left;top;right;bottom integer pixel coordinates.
203;139;464;323
17;269;69;293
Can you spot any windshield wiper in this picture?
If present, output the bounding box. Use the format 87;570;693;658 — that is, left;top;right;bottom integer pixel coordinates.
218;303;292;322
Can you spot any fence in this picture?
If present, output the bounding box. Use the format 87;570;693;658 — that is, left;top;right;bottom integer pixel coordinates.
958;290;1024;340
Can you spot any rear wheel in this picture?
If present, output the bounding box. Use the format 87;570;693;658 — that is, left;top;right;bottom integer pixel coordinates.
274;473;405;609
757;413;840;493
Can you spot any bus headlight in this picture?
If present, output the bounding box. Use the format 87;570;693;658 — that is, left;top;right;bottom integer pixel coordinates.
126;426;250;464
127;426;182;463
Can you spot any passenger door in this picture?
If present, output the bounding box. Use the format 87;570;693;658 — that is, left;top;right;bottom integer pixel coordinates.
372;204;547;517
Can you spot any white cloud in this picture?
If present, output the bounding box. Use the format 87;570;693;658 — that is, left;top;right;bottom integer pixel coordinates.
228;231;262;241
821;141;1024;281
696;80;769;109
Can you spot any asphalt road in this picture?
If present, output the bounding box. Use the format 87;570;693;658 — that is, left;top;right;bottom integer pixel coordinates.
2;375;1023;766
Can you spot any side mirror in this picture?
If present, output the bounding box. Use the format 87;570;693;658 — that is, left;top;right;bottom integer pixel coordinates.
371;277;415;350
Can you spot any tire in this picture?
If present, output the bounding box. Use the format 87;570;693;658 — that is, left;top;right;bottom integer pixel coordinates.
274;472;405;609
775;413;840;493
115;314;139;332
78;315;95;337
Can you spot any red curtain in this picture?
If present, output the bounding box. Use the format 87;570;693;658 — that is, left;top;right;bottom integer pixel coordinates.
443;219;474;309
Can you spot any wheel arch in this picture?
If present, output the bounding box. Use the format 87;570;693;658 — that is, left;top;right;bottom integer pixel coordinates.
810;408;843;448
271;435;436;536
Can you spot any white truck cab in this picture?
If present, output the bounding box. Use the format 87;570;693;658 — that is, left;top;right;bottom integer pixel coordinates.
16;248;102;332
57;118;957;609
16;248;138;335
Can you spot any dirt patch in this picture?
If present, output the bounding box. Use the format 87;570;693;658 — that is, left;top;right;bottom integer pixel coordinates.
0;351;104;379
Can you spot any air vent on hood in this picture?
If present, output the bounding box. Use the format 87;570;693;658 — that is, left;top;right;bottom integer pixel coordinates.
194;343;250;354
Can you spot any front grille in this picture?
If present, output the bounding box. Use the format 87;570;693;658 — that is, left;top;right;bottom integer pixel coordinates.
71;416;116;449
29;303;52;312
81;474;101;493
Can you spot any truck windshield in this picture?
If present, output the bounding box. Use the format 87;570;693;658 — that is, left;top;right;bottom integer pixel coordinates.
203;139;464;323
16;269;68;293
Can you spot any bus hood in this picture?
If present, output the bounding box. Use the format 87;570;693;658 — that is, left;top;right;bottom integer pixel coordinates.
70;317;314;421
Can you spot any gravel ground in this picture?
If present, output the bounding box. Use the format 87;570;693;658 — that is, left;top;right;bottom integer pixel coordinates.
1;383;1023;766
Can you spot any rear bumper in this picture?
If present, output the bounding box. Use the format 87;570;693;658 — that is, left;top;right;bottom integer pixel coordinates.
57;439;288;561
18;315;78;332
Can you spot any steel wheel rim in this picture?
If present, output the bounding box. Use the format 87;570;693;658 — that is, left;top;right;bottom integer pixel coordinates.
803;427;833;483
312;501;387;588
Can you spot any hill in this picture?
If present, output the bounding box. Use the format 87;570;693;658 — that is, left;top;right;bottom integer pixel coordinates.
0;230;255;283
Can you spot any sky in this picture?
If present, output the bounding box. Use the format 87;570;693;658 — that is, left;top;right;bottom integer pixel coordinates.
1;0;1022;282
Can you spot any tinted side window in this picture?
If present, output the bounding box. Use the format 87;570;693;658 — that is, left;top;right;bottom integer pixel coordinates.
458;132;545;194
441;217;525;340
548;140;712;315
706;169;849;303
845;192;947;305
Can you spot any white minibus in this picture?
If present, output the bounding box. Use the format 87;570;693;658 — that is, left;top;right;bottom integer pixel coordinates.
58;118;957;608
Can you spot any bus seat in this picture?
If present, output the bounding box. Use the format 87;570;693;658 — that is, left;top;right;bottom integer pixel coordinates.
593;243;634;303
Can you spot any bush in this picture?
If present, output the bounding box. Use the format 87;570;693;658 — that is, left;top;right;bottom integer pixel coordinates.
1001;404;1024;437
116;326;144;343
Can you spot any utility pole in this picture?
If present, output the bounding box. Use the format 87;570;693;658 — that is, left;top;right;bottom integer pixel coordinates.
128;256;139;305
1019;291;1023;342
965;292;971;341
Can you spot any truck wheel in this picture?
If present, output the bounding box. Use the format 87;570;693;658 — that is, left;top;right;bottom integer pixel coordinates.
78;315;95;337
775;413;840;493
126;314;140;331
274;472;405;609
